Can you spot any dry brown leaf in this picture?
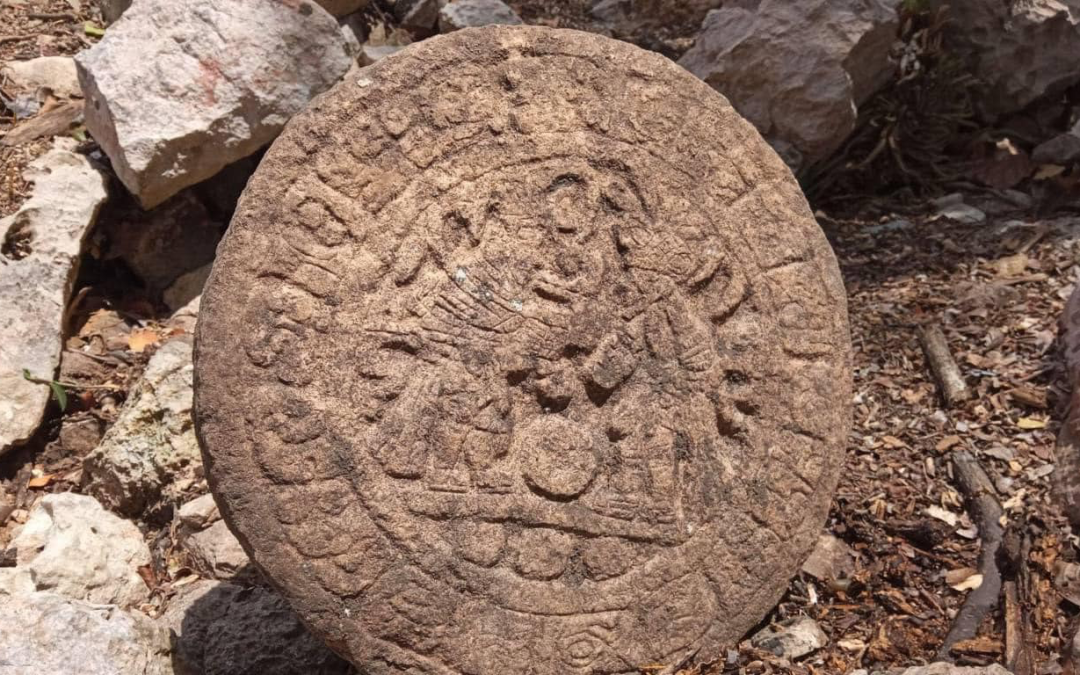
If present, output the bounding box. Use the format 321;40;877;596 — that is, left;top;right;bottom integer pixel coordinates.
1016;416;1047;430
27;474;54;488
936;435;962;452
128;328;161;353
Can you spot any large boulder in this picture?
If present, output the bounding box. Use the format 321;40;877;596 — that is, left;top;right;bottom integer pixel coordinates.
75;0;353;208
937;0;1080;120
160;581;352;675
0;592;172;675
83;337;200;516
0;493;151;608
0;139;108;453
679;0;898;171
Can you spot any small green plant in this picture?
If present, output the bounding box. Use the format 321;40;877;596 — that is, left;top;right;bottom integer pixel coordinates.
22;370;68;412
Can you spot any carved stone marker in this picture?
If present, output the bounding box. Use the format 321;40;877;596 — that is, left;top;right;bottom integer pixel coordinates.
194;26;852;675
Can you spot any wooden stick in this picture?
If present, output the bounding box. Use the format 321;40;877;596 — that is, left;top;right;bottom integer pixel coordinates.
919;324;972;407
937;450;1003;660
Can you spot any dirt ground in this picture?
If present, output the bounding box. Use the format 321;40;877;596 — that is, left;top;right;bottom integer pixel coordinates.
1;1;1079;674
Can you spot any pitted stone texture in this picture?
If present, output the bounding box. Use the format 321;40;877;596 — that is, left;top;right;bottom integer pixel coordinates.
75;0;353;208
194;26;851;675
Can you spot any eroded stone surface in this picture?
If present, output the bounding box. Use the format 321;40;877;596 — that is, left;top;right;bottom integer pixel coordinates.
194;26;851;675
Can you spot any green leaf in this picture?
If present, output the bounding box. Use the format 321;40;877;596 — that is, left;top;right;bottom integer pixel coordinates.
84;21;105;37
48;382;68;412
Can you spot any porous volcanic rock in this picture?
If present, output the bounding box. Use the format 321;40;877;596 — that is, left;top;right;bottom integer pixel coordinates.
194;26;852;674
160;580;352;675
75;0;353;208
678;0;898;171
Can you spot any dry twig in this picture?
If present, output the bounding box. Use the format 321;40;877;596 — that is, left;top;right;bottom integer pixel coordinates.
919;324;971;407
937;450;1003;660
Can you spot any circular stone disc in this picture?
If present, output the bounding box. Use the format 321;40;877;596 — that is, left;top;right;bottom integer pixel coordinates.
194;25;852;675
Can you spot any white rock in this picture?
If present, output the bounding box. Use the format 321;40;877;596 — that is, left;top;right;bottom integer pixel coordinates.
83;337;200;516
0;493;151;608
160;580;352;675
0;139;107;453
178;493;219;531
182;520;253;581
164;262;212;312
439;0;522;31
75;0;353;208
679;0;898;171
940;0;1080;119
0;592;172;675
935;202;987;225
168;295;201;335
751;615;828;660
0;56;81;98
801;533;856;582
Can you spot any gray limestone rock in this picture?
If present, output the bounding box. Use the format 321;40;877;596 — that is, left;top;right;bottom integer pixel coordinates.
0;493;151;608
83;338;200;516
0;592;172;675
160;581;352;675
75;0;353;208
937;0;1080;120
0;139;107;453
